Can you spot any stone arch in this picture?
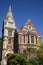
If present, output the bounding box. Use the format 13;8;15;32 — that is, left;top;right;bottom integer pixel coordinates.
5;49;13;57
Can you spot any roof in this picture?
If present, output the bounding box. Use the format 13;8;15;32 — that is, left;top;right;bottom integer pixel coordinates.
19;19;40;37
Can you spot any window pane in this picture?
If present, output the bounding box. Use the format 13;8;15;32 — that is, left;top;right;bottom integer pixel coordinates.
8;39;11;44
31;35;34;43
28;35;30;43
8;31;12;36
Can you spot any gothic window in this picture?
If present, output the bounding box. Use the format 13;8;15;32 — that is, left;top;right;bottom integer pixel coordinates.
8;39;11;44
8;31;12;36
28;35;30;43
31;35;34;43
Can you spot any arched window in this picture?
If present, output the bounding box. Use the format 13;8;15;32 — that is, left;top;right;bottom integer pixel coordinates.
31;35;34;43
28;35;30;43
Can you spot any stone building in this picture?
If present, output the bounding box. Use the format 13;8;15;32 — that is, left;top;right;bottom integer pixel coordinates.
1;5;41;65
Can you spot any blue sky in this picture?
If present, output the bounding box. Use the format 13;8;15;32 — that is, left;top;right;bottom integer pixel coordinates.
0;0;43;40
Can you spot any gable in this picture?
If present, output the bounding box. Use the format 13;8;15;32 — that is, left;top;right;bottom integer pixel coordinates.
19;19;39;37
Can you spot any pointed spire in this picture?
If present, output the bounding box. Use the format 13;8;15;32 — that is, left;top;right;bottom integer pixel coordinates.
6;5;13;17
8;5;12;12
5;5;16;29
28;19;31;22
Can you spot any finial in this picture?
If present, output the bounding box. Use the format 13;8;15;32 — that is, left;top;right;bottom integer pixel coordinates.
28;19;30;21
8;5;12;12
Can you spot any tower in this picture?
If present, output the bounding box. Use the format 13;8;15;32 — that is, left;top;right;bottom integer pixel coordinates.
1;5;16;65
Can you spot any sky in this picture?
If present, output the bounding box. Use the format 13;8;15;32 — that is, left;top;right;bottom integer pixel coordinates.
0;0;43;40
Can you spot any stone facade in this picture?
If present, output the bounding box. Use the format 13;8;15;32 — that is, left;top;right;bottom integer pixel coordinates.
1;5;41;65
1;5;16;65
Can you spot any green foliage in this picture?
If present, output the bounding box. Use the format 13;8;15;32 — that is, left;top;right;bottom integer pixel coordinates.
6;42;43;65
7;53;31;65
29;57;40;65
37;42;43;65
27;47;37;54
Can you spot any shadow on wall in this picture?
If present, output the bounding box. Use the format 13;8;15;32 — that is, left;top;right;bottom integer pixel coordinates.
14;29;18;53
0;37;3;61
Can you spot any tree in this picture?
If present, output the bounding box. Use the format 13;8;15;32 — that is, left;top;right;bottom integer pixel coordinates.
29;57;39;65
26;46;40;65
3;42;43;65
37;42;43;65
7;53;32;65
27;47;37;60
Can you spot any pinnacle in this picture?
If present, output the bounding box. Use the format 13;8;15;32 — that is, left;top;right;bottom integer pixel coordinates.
8;5;12;12
28;19;31;21
6;5;13;17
